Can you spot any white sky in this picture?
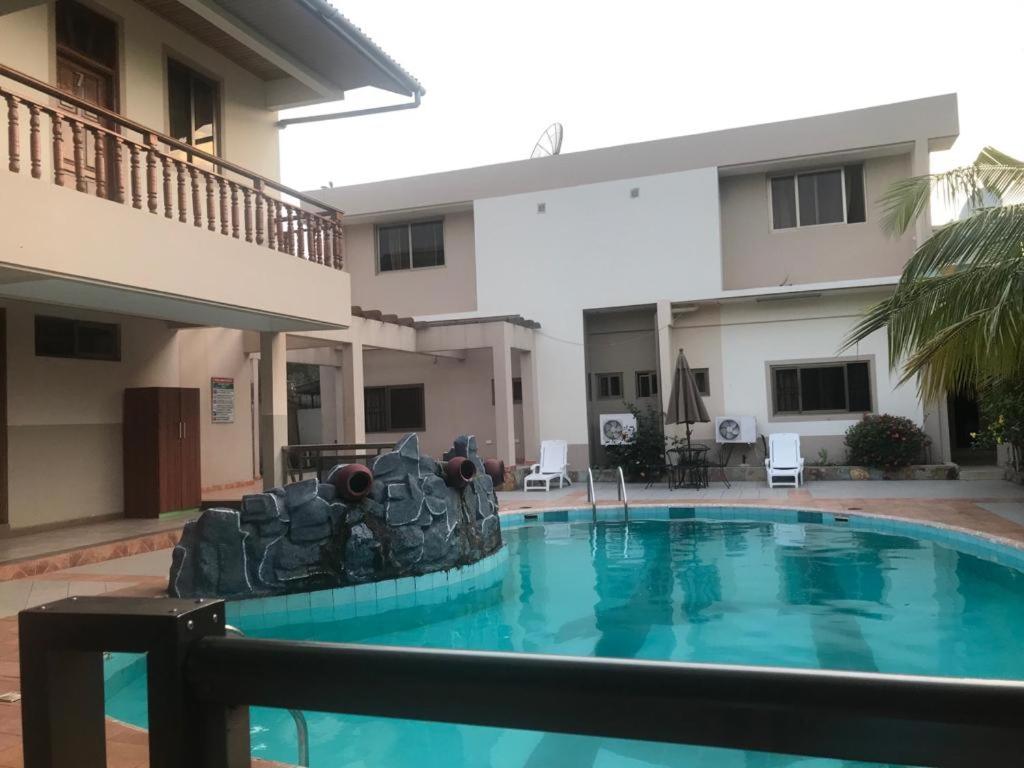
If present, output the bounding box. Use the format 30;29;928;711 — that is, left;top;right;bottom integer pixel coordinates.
280;0;1024;192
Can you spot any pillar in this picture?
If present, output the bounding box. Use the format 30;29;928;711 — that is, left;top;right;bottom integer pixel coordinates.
519;349;540;465
319;364;344;444
656;300;674;418
491;325;516;464
341;341;365;445
259;332;288;489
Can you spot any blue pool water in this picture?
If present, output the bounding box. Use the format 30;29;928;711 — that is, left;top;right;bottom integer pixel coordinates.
105;512;1024;767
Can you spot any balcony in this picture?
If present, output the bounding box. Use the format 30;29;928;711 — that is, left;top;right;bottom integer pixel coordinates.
0;62;350;331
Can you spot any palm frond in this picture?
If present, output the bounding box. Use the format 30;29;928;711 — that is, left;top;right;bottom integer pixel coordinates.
880;147;1024;236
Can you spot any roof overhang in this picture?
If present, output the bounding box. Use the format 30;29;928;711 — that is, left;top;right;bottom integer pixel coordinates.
132;0;424;109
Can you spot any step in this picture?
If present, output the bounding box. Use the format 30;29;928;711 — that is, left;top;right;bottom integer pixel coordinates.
957;466;1006;481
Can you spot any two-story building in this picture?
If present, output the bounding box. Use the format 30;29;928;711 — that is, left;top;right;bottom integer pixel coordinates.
0;0;422;531
306;95;962;474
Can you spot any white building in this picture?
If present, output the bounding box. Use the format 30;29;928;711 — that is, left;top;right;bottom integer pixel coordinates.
306;95;962;473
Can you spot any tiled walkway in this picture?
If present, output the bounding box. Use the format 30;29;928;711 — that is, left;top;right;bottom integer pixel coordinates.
0;478;1020;766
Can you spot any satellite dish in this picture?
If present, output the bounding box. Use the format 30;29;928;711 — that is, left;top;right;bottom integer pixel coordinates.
530;122;563;158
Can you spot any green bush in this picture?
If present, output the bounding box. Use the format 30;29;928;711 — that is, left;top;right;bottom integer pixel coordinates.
844;414;929;468
974;379;1024;471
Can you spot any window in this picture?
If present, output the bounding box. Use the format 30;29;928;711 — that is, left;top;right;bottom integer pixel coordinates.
168;59;219;157
35;315;120;361
770;164;865;229
377;221;444;272
491;377;523;405
364;384;425;431
635;371;658;398
771;361;872;415
596;373;623;399
691;368;710;397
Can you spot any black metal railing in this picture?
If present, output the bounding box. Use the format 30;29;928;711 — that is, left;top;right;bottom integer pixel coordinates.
19;596;1024;768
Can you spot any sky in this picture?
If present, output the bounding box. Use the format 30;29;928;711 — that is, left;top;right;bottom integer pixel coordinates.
279;0;1024;194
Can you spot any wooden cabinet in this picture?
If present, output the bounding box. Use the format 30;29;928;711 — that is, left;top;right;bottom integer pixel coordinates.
123;387;201;518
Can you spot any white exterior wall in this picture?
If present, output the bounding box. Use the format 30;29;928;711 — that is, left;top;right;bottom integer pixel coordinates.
717;293;924;459
473;168;722;463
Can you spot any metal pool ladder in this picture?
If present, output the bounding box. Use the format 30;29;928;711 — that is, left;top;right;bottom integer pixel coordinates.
587;467;597;519
225;624;310;767
617;466;629;521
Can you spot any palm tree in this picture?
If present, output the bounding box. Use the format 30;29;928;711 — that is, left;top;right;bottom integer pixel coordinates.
843;147;1024;397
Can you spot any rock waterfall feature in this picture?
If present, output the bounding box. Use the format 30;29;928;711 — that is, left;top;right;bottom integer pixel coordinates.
168;434;503;599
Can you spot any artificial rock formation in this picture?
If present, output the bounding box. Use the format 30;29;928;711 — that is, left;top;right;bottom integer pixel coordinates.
169;434;503;599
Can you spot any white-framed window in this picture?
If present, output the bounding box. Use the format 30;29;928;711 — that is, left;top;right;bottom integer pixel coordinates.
770;360;872;415
376;220;444;272
770;164;865;230
635;370;658;398
596;373;623;399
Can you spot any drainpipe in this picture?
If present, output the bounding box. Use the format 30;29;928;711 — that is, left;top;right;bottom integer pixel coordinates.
276;91;421;128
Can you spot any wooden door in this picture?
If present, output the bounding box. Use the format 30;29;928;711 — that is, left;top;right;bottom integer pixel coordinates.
56;55;117;196
179;388;202;509
157;388;183;513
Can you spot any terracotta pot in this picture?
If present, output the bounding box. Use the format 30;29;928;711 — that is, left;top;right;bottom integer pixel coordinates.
483;458;505;487
330;463;373;501
444;456;476;489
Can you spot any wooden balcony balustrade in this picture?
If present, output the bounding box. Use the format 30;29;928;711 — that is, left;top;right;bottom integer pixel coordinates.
0;63;344;269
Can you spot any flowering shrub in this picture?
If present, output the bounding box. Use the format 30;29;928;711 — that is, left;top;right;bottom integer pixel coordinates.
845;414;929;468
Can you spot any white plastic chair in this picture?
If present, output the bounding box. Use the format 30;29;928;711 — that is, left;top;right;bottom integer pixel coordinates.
764;433;804;488
523;440;572;491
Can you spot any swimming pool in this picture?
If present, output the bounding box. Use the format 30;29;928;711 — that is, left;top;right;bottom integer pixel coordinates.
105;506;1024;767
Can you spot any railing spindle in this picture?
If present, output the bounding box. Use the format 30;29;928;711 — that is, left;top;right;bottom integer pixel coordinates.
266;198;276;250
230;182;239;238
144;134;158;213
295;209;304;259
112;137;125;203
189;166;201;227
176;161;186;222
129;143;141;208
50;111;64;186
218;178;228;236
275;200;285;252
333;214;344;269
243;188;253;242
91;127;106;198
28;103;41;179
254;180;264;245
4;93;19;173
71;120;86;192
161;155;172;217
206;173;216;232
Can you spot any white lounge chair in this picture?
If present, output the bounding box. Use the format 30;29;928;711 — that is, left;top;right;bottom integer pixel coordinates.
523;440;572;491
764;433;804;489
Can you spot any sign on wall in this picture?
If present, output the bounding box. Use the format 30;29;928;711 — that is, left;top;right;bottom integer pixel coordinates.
211;377;235;424
599;413;637;446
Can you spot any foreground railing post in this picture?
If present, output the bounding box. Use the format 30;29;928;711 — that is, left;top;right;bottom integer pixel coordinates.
19;596;246;768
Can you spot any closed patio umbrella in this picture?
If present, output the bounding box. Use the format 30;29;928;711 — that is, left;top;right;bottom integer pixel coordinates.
666;349;710;451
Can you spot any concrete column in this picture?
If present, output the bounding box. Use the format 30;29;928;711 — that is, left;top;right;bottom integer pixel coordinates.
912;138;933;248
319;365;344;444
490;325;516;464
656;300;674;418
518;349;540;465
340;341;366;445
259;332;288;489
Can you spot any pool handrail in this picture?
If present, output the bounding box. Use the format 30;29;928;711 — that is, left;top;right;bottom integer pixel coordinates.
586;467;597;519
617;466;629;521
20;594;1024;768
